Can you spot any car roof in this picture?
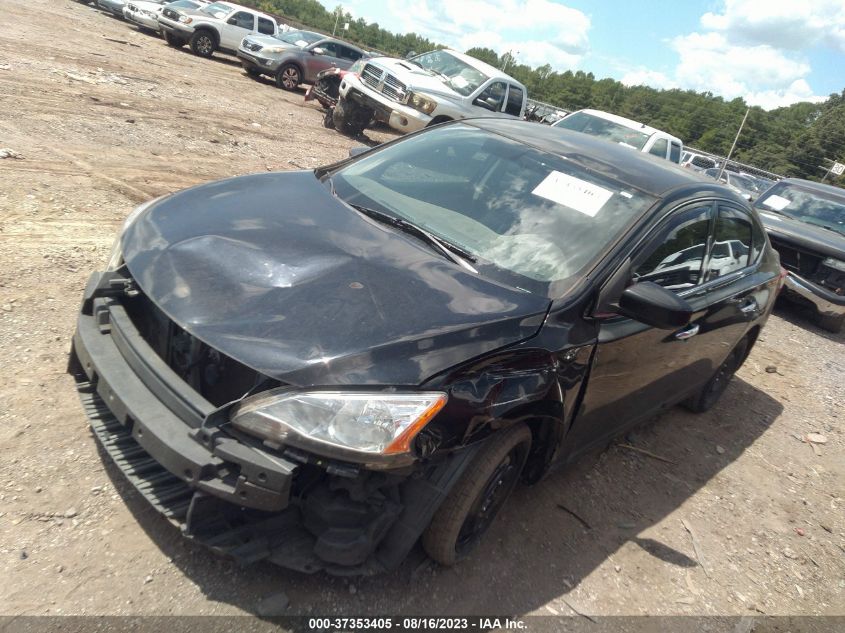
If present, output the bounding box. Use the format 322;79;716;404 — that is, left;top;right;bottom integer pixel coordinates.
777;178;845;199
466;118;718;198
216;1;274;19
567;109;683;144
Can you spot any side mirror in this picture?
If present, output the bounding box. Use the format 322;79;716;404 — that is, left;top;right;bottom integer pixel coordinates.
617;281;693;330
473;96;499;112
311;47;325;56
348;146;369;158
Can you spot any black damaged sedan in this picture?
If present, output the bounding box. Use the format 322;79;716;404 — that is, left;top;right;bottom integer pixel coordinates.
69;119;781;574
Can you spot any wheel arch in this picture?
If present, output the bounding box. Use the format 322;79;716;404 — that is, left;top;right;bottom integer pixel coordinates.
193;25;220;45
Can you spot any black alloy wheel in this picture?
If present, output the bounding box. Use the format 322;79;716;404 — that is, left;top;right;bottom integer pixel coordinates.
276;64;301;90
190;31;215;58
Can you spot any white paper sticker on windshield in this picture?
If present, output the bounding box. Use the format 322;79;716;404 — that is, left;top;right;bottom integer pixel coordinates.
762;194;790;211
532;171;614;217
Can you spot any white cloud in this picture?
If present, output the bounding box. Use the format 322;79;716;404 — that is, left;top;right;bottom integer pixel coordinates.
381;0;590;69
621;69;677;90
700;0;845;52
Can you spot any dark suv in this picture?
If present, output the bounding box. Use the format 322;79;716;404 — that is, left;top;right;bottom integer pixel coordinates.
69;120;780;574
754;178;845;332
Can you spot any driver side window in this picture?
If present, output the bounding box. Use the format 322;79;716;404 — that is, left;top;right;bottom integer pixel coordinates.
228;11;255;29
474;81;507;112
634;206;713;291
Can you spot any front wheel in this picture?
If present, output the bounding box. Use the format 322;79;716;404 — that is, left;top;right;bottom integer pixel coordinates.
163;31;184;48
422;424;531;566
332;98;371;137
189;30;216;58
817;312;844;333
275;64;301;90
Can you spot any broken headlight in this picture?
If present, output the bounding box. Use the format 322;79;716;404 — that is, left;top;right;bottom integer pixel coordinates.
106;196;165;271
822;257;845;272
231;390;447;458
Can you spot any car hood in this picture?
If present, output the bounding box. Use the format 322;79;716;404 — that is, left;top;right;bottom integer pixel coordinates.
370;57;464;100
242;34;296;49
756;210;845;260
122;172;550;387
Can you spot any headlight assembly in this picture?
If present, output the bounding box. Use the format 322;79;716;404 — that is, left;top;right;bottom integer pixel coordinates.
822;257;845;272
262;46;287;54
178;15;192;24
231;390;447;458
408;92;437;115
105;196;165;271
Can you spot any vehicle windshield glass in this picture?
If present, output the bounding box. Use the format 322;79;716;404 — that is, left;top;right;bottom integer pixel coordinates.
731;173;760;193
554;112;651;150
410;51;489;96
275;30;322;46
329;124;656;296
201;2;232;18
756;182;845;236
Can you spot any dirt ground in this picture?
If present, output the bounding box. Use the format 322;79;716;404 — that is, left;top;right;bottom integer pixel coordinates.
0;0;843;622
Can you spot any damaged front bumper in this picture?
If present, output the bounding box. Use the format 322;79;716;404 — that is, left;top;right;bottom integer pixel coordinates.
782;271;845;319
68;271;476;574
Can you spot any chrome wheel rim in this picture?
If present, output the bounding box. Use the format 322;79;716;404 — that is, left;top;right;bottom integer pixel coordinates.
281;67;299;88
196;36;212;54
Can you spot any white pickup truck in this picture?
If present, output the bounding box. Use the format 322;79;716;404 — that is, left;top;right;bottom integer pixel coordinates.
552;109;684;163
334;49;528;136
157;1;278;58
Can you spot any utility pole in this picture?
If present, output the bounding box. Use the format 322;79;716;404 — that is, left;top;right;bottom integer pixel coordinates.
717;107;749;181
332;7;341;36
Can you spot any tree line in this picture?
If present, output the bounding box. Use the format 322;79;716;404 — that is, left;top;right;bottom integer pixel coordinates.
248;0;844;184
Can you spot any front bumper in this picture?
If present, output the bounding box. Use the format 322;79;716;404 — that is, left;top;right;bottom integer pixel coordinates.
124;8;160;30
340;75;431;133
782;272;845;318
98;1;126;16
68;271;475;574
157;17;194;38
236;50;281;74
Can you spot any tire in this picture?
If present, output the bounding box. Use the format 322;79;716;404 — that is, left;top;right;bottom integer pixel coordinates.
817;312;844;333
683;336;749;413
275;64;301;90
322;108;336;129
163;31;184;48
422;424;531;566
189;30;216;58
332;98;371;137
243;65;261;77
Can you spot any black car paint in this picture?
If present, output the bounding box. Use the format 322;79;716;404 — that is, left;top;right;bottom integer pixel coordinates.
70;120;781;574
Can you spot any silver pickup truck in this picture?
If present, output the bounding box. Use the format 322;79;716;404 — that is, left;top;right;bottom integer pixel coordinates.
335;49;528;136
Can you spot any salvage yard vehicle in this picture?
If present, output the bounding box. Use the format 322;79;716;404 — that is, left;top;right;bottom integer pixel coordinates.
237;29;366;90
334;49;527;136
123;0;205;31
158;0;278;57
754;178;845;332
69;120;780;574
97;0;128;17
554;109;683;163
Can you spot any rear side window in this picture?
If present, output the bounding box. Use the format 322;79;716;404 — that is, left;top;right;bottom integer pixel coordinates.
710;207;752;279
635;206;712;291
257;17;275;34
339;46;363;61
670;142;681;163
505;85;524;116
229;11;254;29
648;138;668;158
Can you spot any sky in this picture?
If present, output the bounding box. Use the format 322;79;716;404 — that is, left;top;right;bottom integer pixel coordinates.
319;0;845;110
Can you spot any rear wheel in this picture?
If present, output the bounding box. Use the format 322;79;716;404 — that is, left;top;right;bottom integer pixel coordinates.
683;336;749;413
275;64;301;90
422;424;531;566
189;30;216;58
817;312;844;333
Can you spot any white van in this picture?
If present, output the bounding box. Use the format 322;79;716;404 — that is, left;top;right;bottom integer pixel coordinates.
552;108;683;163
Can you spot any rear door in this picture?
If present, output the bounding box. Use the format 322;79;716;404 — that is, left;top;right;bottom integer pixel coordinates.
220;10;256;50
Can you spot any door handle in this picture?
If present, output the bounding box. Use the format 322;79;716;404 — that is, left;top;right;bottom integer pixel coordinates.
674;323;700;340
739;298;758;315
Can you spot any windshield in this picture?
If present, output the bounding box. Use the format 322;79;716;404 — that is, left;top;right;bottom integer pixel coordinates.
274;30;322;46
330;125;656;296
553;112;651;150
756;182;845;236
201;2;232;18
410;51;489;96
730;173;761;193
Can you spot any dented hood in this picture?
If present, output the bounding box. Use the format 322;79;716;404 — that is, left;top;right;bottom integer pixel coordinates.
122;172;550;387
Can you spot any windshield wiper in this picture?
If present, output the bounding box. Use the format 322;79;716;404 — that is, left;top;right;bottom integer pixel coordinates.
345;202;478;272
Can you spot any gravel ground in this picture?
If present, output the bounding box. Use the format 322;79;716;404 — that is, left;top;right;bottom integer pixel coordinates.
0;0;843;622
